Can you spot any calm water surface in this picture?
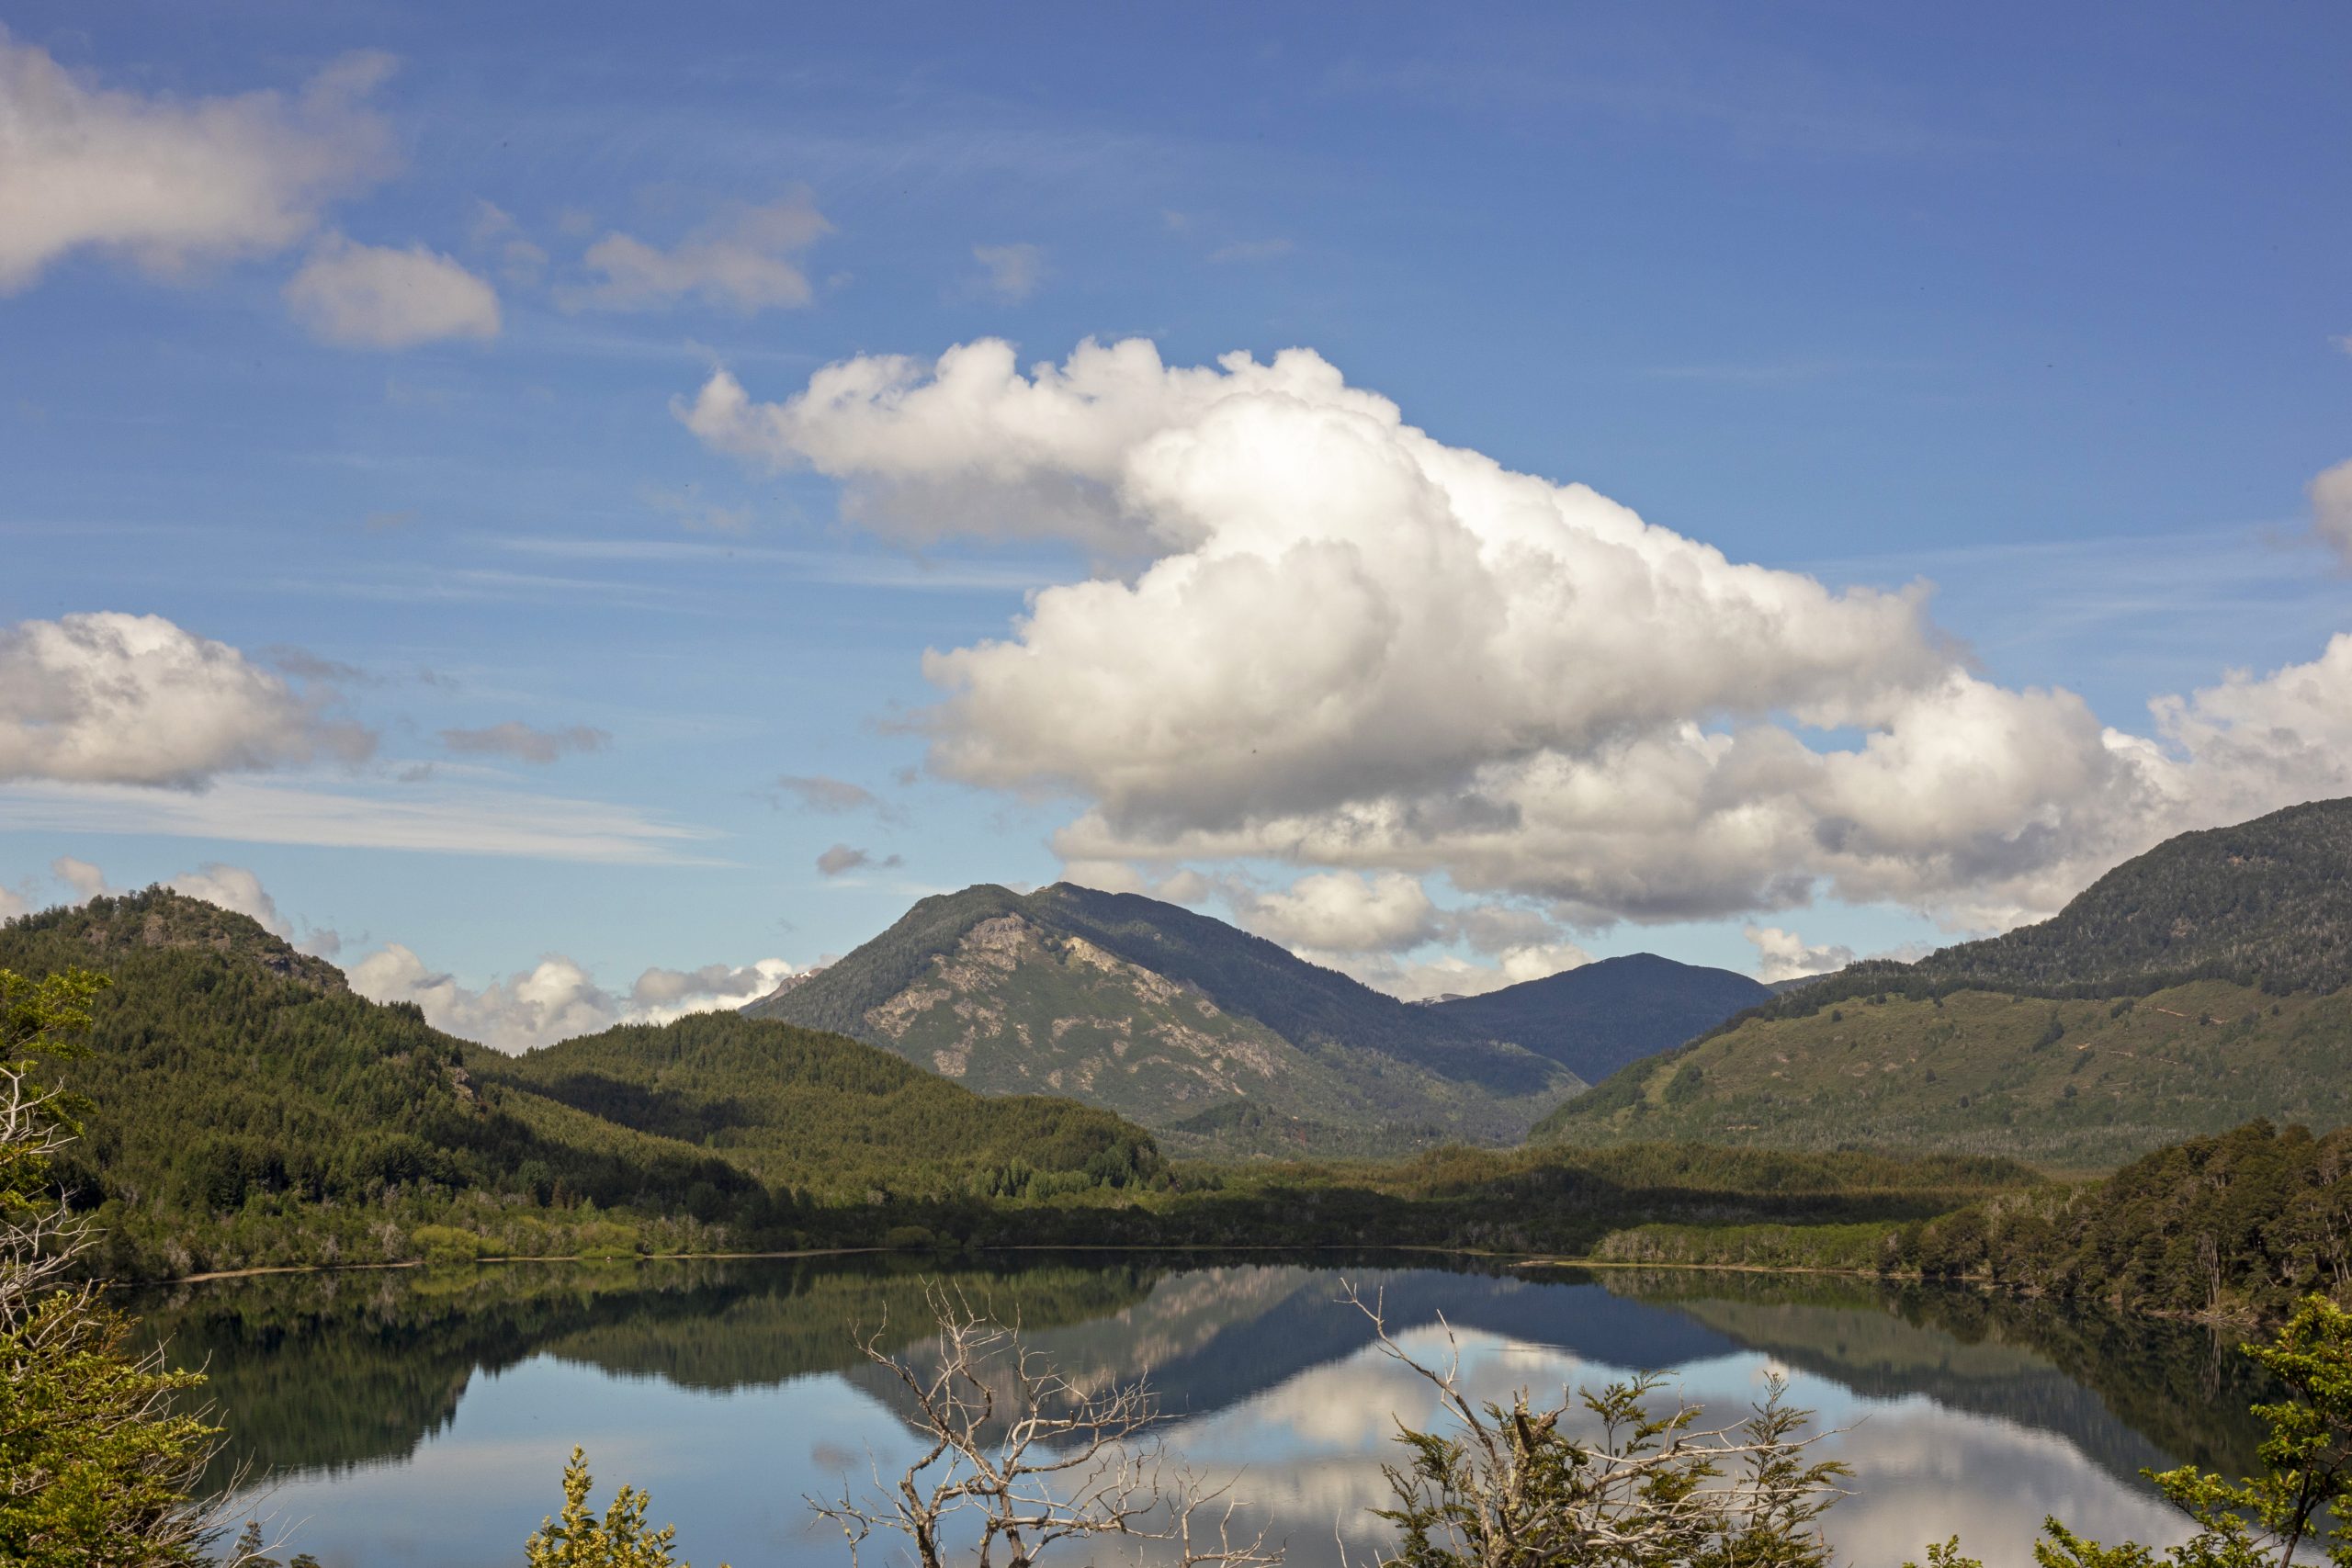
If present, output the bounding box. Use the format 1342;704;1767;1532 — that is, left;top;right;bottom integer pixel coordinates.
129;1254;2271;1567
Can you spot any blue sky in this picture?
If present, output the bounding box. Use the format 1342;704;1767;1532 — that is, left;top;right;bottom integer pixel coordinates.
3;2;2348;1046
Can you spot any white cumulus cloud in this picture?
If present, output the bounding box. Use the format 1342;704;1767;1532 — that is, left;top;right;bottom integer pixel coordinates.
168;862;288;935
350;943;805;1052
626;958;807;1024
283;232;500;348
351;945;617;1054
1230;870;1442;953
564;192;831;314
164;861;340;953
0;612;374;787
0;31;395;292
50;855;110;904
685;337;2352;931
1742;924;1857;984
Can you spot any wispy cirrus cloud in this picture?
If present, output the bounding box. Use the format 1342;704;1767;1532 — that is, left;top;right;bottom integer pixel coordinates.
439;720;610;764
0;776;721;863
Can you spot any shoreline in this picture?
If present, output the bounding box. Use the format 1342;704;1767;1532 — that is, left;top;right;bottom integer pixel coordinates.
128;1245;2274;1327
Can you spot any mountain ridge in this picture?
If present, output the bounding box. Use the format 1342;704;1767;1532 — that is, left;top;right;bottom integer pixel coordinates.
744;882;1584;1152
1424;953;1770;1085
1537;797;2352;1167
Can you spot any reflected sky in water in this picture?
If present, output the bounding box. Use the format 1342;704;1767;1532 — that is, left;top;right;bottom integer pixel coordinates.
162;1258;2227;1567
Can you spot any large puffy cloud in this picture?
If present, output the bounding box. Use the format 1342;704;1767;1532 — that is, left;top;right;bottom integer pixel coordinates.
0;612;374;787
563;193;831;314
350;943;805;1053
687;339;2352;931
351;945;617;1054
283;233;499;348
0;31;394;292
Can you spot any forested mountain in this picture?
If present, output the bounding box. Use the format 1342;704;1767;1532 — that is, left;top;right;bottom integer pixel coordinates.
743;882;1582;1153
3;889;1162;1276
1423;953;1770;1083
1540;799;2352;1168
1776;795;2352;1014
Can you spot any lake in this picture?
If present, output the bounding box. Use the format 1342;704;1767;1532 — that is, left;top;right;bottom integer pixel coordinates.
128;1253;2265;1566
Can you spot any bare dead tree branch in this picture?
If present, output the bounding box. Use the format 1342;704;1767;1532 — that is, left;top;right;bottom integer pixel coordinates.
814;1282;1282;1568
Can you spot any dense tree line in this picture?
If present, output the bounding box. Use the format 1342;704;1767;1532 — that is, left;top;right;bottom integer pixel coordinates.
3;892;1170;1279
1599;1120;2352;1322
479;1010;1165;1198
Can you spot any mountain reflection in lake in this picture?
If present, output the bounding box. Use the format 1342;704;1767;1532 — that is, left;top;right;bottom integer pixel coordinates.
127;1255;2266;1567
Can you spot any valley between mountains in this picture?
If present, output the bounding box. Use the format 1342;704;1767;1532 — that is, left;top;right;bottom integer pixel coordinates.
15;795;2352;1293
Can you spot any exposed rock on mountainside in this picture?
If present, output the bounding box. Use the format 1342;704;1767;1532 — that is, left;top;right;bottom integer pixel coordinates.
745;883;1583;1153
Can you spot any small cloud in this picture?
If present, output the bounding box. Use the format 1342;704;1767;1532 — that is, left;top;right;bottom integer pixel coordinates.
1743;923;1857;984
562;191;831;315
363;508;418;532
641;482;751;535
51;856;111;904
438;721;610;764
284;233;502;349
816;843;900;877
2309;458;2352;569
1206;238;1293;264
970;243;1045;303
470;199;548;285
265;645;373;684
774;773;899;820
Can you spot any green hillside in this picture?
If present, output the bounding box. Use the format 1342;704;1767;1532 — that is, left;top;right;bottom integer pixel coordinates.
1424;953;1770;1083
1761;795;2352;1018
1538;979;2352;1168
1539;799;2352;1168
4;888;1162;1276
744;882;1580;1153
471;1010;1162;1198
